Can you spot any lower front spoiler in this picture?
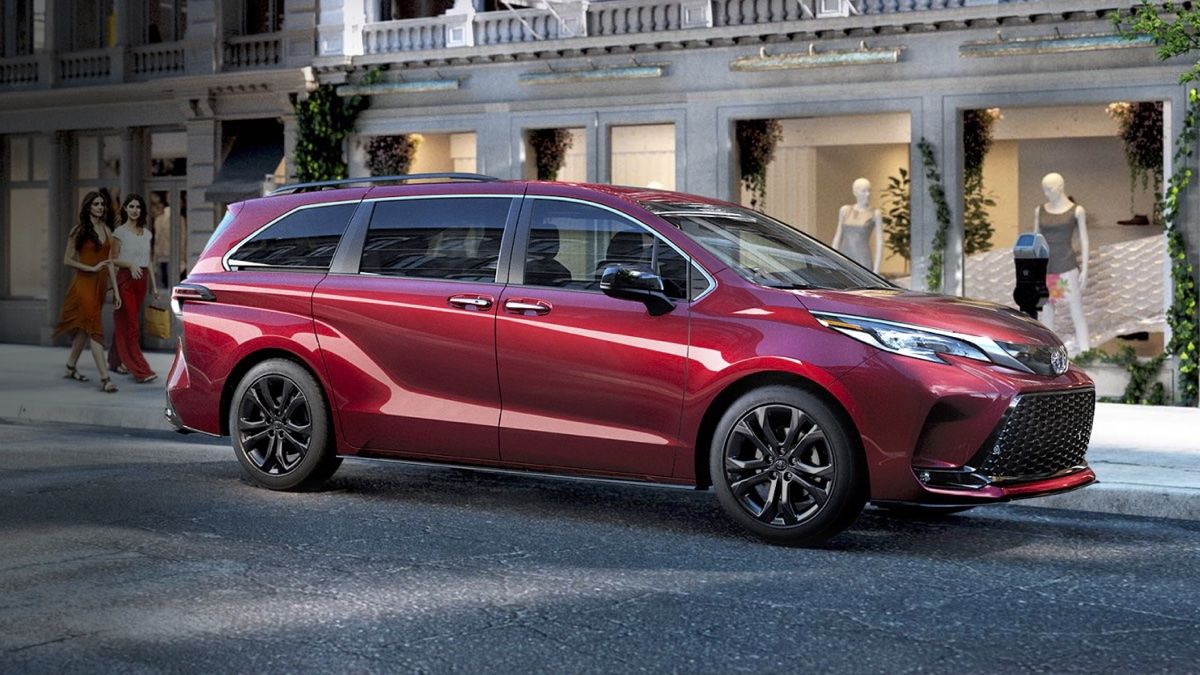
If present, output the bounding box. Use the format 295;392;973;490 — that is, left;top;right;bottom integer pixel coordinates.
878;467;1097;509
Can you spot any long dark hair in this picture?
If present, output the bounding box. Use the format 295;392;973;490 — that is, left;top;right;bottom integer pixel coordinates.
73;191;106;253
121;193;153;251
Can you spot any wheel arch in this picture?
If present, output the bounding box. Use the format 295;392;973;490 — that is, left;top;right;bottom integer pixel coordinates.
220;348;333;437
692;371;866;492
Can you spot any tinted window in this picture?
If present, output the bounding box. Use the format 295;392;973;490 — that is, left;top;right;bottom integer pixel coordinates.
230;203;357;270
360;197;511;281
522;199;690;300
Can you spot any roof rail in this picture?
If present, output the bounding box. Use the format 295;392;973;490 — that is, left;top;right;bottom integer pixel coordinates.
269;173;501;196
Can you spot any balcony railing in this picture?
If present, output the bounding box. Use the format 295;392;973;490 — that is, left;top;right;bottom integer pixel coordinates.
58;49;112;84
130;43;186;78
223;34;282;71
0;55;41;88
355;0;1010;57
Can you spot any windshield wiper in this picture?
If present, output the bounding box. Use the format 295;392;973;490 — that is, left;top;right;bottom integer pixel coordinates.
759;281;816;290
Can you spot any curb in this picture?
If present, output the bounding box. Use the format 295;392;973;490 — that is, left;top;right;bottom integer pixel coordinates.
1021;482;1200;522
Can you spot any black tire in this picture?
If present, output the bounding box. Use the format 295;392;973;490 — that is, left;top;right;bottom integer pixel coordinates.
229;358;339;490
710;385;866;545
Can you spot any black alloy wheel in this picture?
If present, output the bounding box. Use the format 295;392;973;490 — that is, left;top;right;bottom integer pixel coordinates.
230;359;340;490
711;386;865;545
237;374;311;475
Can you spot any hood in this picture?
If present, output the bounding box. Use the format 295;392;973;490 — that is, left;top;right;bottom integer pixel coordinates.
792;288;1062;346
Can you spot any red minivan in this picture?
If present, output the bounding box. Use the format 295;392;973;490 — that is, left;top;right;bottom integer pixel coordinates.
166;174;1096;544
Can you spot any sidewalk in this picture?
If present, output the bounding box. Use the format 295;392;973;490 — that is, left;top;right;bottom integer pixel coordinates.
0;343;1197;521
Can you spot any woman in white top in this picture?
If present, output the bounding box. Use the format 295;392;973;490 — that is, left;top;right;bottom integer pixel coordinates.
108;194;161;383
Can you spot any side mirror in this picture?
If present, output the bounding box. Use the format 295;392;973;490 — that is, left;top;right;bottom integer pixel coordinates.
600;265;675;316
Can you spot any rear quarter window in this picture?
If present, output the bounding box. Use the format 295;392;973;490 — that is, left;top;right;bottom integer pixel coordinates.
227;202;358;271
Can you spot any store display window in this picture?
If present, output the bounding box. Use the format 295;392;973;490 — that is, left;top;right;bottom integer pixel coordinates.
738;113;912;283
610;124;676;191
959;104;1167;357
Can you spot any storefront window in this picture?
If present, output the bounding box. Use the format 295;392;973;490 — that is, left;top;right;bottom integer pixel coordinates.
611;124;675;190
739;113;912;283
960;104;1167;357
150;131;188;177
399;132;478;175
144;0;187;43
523;128;586;182
5;135;50;299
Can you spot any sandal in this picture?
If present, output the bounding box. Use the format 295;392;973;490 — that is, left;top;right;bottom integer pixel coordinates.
114;365;129;375
136;374;158;384
64;365;89;382
100;377;118;393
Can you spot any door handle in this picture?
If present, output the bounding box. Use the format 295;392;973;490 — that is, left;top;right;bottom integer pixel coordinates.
448;295;494;310
504;299;552;315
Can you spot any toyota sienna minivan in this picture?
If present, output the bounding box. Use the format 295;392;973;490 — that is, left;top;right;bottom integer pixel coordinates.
166;174;1096;544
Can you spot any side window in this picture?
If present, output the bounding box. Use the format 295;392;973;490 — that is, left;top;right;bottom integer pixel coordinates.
360;197;510;281
229;203;356;270
522;199;690;299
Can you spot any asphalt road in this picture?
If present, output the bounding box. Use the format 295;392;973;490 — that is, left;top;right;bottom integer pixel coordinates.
2;421;1198;674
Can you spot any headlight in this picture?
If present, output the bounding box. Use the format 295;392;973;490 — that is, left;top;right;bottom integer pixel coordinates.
813;313;990;364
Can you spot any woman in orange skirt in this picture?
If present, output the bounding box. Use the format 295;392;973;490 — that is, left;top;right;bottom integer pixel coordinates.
54;191;122;393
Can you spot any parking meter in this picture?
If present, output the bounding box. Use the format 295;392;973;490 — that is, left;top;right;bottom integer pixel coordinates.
1012;233;1050;319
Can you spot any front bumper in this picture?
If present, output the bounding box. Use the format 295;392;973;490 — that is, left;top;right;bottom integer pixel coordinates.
836;351;1097;503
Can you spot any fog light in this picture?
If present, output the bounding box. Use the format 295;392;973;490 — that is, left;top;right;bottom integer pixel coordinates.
918;471;932;483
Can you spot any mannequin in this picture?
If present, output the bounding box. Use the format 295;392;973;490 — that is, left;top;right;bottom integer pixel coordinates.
1033;172;1089;353
832;178;883;273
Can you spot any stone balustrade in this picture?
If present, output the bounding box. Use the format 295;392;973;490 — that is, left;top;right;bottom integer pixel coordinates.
57;50;112;84
364;16;451;54
130;43;186;78
349;0;1039;57
0;55;41;88
222;34;282;70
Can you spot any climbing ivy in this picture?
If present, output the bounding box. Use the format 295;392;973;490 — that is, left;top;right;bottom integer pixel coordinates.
918;139;952;292
293;68;383;183
1073;347;1169;405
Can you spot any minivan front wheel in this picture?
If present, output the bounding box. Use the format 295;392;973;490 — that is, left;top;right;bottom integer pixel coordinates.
710;386;865;545
230;359;340;490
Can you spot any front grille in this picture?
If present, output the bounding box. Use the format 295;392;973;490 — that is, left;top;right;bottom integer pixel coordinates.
975;388;1095;481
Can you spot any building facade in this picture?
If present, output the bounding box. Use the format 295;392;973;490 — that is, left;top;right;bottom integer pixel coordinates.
2;0;1197;360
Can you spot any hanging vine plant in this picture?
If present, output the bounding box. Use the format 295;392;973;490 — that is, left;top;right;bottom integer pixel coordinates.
962;108;1000;255
528;129;574;181
736;119;783;210
293;68;383;183
881;167;911;267
366;134;421;177
919;139;952;292
1107;101;1165;223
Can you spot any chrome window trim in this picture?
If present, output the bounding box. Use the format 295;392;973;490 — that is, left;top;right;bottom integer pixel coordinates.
222;199;363;272
522;195;718;302
812;311;1039;375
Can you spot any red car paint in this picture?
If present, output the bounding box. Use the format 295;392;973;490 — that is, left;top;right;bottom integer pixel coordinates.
167;179;1095;513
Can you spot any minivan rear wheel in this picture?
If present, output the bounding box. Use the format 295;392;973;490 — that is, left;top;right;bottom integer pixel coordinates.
230;359;340;490
710;386;865;545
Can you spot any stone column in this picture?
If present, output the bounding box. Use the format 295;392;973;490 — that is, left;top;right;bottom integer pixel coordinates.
119;127;139;201
185;118;219;275
475;105;516;179
908;95;945;293
685;102;721;198
185;0;218;75
281;112;298;182
43;131;70;344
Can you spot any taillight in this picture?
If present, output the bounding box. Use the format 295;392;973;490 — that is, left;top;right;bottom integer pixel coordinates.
171;283;215;316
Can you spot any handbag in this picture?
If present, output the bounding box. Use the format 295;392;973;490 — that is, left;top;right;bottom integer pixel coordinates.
145;304;172;340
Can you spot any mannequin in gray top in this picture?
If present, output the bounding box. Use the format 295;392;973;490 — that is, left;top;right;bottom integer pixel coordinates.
832;178;883;273
1033;172;1089;353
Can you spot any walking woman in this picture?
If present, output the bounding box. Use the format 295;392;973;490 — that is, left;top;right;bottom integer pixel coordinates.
54;191;121;393
107;194;160;383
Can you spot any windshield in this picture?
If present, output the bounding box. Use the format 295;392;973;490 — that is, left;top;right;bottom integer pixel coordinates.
644;201;893;291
